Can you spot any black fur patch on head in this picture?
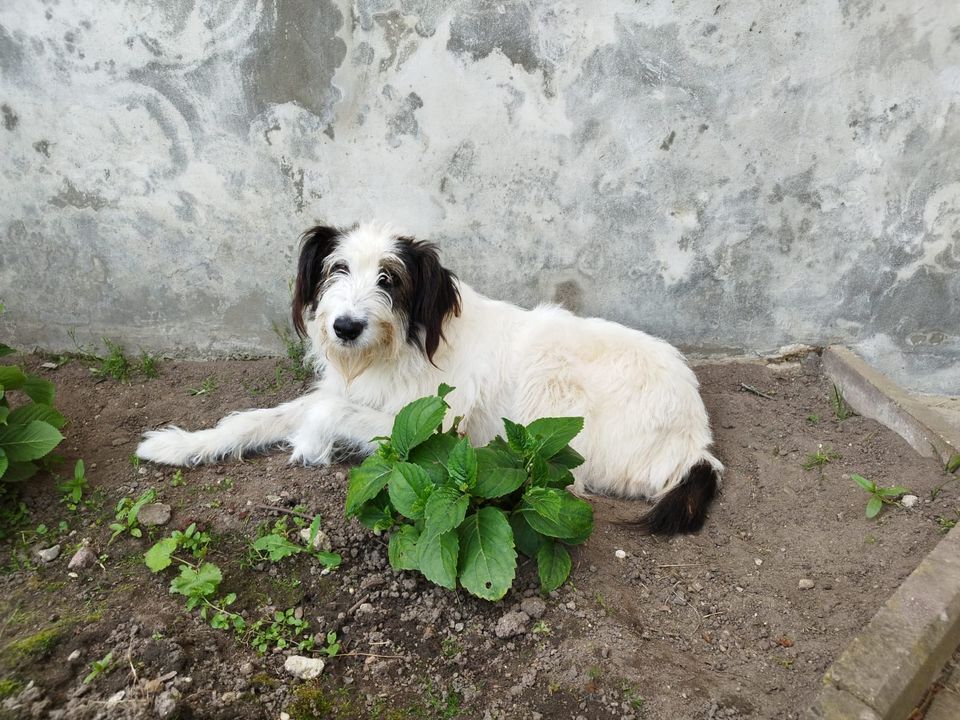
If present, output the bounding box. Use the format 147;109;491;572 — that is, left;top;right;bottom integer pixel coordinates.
292;225;341;337
395;237;461;363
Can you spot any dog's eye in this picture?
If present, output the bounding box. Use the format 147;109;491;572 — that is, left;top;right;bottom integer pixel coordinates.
330;262;348;275
377;272;393;288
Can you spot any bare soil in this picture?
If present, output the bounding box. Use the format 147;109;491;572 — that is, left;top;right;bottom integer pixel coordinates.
2;353;958;720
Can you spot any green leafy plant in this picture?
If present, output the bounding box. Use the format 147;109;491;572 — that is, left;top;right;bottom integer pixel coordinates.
802;446;840;470
170;469;185;487
248;609;315;654
806;414;820;425
947;454;960;474
108;489;156;543
0;326;66;485
91;339;160;382
189;376;218;396
318;630;341;657
57;460;88;510
831;384;854;421
346;385;593;600
852;474;909;519
138;351;160;379
249;515;342;570
273;323;311;383
83;652;114;684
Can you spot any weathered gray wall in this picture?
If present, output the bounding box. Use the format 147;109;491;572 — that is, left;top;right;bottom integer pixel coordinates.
1;0;958;394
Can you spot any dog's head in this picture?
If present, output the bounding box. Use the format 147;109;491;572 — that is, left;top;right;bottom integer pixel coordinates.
292;222;461;381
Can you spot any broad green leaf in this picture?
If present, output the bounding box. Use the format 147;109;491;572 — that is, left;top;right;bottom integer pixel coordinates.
417;529;458;590
852;474;874;492
313;551;342;569
74;459;85;480
550;444;585;470
388;525;420;571
23;375;55;405
543;461;575;489
145;537;178;572
252;534;303;562
447;436;478;488
355;498;395;533
2;460;37;482
0;407;7;425
346;456;394;515
458;507;516;601
526;417;584;459
423;486;469;536
878;486;909;497
408;433;457;485
537;541;572;593
0;344;14;358
387;462;433;520
866;495;883;519
170;562;222;600
509;511;545;558
521;489;593;540
529;454;549;486
392;396;448;459
128;489;157;525
7;403;66;430
502;418;531;455
0;366;26;391
0;448;7;478
437;383;455;399
0;419;64;461
474;446;527;499
948;453;960;474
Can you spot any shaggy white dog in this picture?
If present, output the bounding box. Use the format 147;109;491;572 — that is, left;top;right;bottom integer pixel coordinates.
137;222;722;533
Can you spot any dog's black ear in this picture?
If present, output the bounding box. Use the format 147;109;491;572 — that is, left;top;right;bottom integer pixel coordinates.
399;238;461;363
292;225;340;337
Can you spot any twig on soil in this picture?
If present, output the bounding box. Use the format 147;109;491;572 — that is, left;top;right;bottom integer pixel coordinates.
657;563;701;568
126;638;139;685
253;504;314;521
335;651;406;660
739;383;775;400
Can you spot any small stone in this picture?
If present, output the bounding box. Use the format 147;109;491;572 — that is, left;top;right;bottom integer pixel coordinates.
495;611;530;639
37;545;61;563
901;494;919;508
67;649;81;662
798;578;815;590
111;437;128;446
280;714;291;720
106;690;125;705
284;655;325;679
154;690;179;718
356;603;375;615
68;546;97;570
614;549;627;560
239;662;254;676
754;558;763;566
520;597;546;620
265;495;282;504
137;503;172;527
298;527;333;552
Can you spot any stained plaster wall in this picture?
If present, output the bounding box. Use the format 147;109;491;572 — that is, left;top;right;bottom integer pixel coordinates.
1;0;958;394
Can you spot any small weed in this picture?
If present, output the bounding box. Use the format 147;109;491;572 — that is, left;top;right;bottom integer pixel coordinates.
249;609;315;654
248;516;341;570
189;376;218;396
531;620;551;635
138;351;160;378
0;678;24;699
948;453;960;474
802;446;840;470
936;511;958;533
594;592;611;614
3;626;63;663
129;454;141;470
91;340;160;381
170;470;185;487
441;637;462;657
83;652;114;684
318;630;340;657
108;489;156;543
57;460;88;510
852;474;909;519
806;414;820;425
587;665;603;681
619;681;645;711
273;323;311;383
831;384;854;421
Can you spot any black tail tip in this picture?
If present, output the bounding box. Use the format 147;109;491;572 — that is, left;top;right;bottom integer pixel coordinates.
632;461;719;535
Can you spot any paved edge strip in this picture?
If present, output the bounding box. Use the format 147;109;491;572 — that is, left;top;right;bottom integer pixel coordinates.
821;345;958;465
809;346;960;719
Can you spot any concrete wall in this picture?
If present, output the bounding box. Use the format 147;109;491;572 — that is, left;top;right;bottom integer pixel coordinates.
1;0;958;394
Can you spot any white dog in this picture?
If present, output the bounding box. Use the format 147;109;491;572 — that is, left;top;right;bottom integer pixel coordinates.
137;222;722;533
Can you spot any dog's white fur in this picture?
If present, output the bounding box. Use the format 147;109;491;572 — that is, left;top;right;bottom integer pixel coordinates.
137;222;721;505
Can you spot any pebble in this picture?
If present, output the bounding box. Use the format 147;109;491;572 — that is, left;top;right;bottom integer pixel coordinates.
37;545;61;563
299;527;333;552
798;578;815;590
137;503;172;527
901;494;919;508
614;549;627;560
239;662;254;676
154;690;180;718
106;690;125;705
520;597;546;620
754;558;763;566
284;655;325;679
495;611;530;639
356;603;375;615
67;649;81;662
111;437;127;446
67;546;97;570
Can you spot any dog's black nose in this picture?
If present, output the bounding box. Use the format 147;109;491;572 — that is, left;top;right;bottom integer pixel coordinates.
333;316;366;341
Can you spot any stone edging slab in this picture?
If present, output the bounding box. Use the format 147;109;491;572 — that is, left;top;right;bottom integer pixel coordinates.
808;346;960;719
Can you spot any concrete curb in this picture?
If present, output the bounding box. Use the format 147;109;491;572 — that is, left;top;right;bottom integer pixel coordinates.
821;345;958;465
808;346;960;719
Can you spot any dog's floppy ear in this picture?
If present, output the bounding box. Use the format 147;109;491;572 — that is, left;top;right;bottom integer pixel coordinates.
400;238;461;363
292;225;340;338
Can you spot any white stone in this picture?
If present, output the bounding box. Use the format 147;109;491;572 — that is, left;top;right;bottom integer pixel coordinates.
298;527;333;552
37;544;61;563
614;549;627;559
284;655;325;680
798;578;815;590
67;649;81;662
755;558;763;566
901;494;919;508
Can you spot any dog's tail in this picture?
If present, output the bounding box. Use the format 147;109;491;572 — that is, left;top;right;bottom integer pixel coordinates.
631;459;720;535
136;396;311;466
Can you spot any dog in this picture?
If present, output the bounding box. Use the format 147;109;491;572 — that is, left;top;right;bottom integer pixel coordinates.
136;222;722;533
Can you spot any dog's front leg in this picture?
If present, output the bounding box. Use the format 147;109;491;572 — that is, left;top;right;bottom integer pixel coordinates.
288;396;395;466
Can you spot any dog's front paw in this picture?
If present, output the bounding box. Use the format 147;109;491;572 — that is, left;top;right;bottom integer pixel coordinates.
136;427;200;466
288;436;333;467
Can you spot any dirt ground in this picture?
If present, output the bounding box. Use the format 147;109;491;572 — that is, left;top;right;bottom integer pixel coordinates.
2;352;958;720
